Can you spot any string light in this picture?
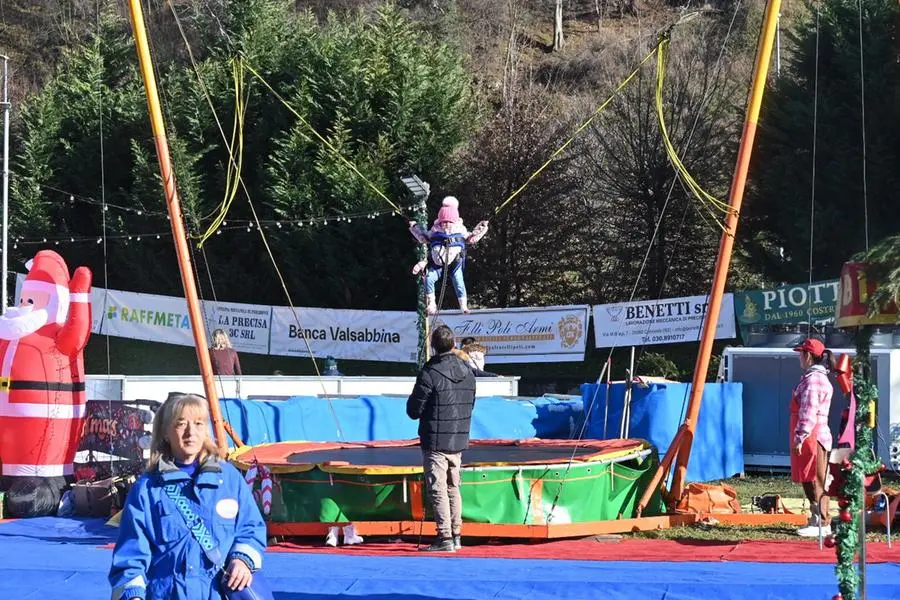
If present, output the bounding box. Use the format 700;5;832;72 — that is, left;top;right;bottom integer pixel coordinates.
20;184;420;246
43;184;167;218
7;204;421;247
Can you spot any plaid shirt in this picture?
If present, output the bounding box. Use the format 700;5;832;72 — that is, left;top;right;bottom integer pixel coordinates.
792;364;833;449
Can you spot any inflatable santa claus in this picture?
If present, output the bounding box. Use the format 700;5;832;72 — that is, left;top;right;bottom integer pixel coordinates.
0;250;92;517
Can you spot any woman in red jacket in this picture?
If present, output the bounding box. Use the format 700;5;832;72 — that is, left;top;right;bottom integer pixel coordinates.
791;338;835;537
209;329;242;376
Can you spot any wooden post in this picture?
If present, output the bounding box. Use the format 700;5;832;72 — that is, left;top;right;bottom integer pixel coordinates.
638;0;783;513
667;0;783;501
127;0;228;454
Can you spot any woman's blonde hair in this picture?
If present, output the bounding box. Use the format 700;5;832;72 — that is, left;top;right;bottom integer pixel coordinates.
212;328;232;349
147;393;221;471
462;342;487;355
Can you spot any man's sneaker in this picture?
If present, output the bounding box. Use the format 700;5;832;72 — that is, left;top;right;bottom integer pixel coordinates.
420;538;456;552
796;514;830;537
797;523;831;537
453;535;461;551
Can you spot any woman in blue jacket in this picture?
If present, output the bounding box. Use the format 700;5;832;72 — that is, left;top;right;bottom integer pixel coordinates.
109;393;267;600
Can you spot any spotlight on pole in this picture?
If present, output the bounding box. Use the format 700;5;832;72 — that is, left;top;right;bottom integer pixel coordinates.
400;174;430;201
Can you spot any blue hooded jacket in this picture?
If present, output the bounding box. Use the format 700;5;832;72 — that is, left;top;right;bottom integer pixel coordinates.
109;454;266;600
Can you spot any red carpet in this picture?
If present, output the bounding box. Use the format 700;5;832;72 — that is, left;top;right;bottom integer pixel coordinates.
266;537;900;563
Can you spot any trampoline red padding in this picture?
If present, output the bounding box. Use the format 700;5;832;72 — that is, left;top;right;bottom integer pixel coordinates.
233;437;650;474
231;438;665;534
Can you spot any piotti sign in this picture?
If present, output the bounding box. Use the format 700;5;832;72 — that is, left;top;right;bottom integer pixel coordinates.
733;280;840;328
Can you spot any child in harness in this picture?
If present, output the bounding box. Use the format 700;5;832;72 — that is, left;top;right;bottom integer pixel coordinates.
409;196;488;314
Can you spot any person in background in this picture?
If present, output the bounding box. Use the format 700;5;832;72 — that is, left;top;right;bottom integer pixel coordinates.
323;356;342;376
407;325;476;552
790;338;835;537
109;393;266;599
456;337;499;377
458;337;484;370
210;329;242;376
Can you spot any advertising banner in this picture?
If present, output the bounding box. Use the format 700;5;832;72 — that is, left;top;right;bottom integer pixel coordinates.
835;263;898;328
269;306;418;363
435;305;590;363
13;273;605;364
592;294;736;347
101;288;194;346
202;301;272;355
733;279;840;329
78;401;154;461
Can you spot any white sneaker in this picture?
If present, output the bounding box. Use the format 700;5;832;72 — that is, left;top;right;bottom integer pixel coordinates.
797;523;831;537
343;524;364;545
796;515;830;537
325;526;340;547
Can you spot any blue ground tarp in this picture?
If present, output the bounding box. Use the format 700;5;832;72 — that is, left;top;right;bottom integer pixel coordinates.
220;395;585;446
0;516;116;544
1;521;898;600
582;382;744;482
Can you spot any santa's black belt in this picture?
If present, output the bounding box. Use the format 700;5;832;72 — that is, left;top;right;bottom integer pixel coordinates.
0;379;86;392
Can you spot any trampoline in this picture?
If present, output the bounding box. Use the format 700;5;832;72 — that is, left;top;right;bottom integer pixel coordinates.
231;438;666;538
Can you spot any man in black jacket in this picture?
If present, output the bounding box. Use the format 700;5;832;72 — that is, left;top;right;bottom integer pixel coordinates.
406;325;476;552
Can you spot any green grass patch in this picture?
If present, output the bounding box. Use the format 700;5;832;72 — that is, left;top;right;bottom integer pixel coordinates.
627;474;892;542
718;474;805;503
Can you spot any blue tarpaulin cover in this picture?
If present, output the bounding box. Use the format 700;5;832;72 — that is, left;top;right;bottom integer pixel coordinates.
217;384;741;482
0;518;898;600
582;382;744;482
220;395;585;445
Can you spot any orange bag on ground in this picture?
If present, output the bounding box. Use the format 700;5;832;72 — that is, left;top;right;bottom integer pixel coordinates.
674;483;742;514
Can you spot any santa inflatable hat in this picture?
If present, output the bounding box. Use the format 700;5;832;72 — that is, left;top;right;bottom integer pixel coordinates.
21;250;72;324
435;196;461;224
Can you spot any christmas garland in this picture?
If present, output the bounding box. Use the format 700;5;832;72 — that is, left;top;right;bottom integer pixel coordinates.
829;328;884;600
414;199;428;369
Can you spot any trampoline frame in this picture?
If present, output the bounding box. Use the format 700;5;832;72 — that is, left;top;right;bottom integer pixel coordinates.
231;439;809;539
232;438;649;475
261;511;809;538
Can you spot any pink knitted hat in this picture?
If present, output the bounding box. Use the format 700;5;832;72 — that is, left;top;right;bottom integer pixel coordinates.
435;196;461;224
